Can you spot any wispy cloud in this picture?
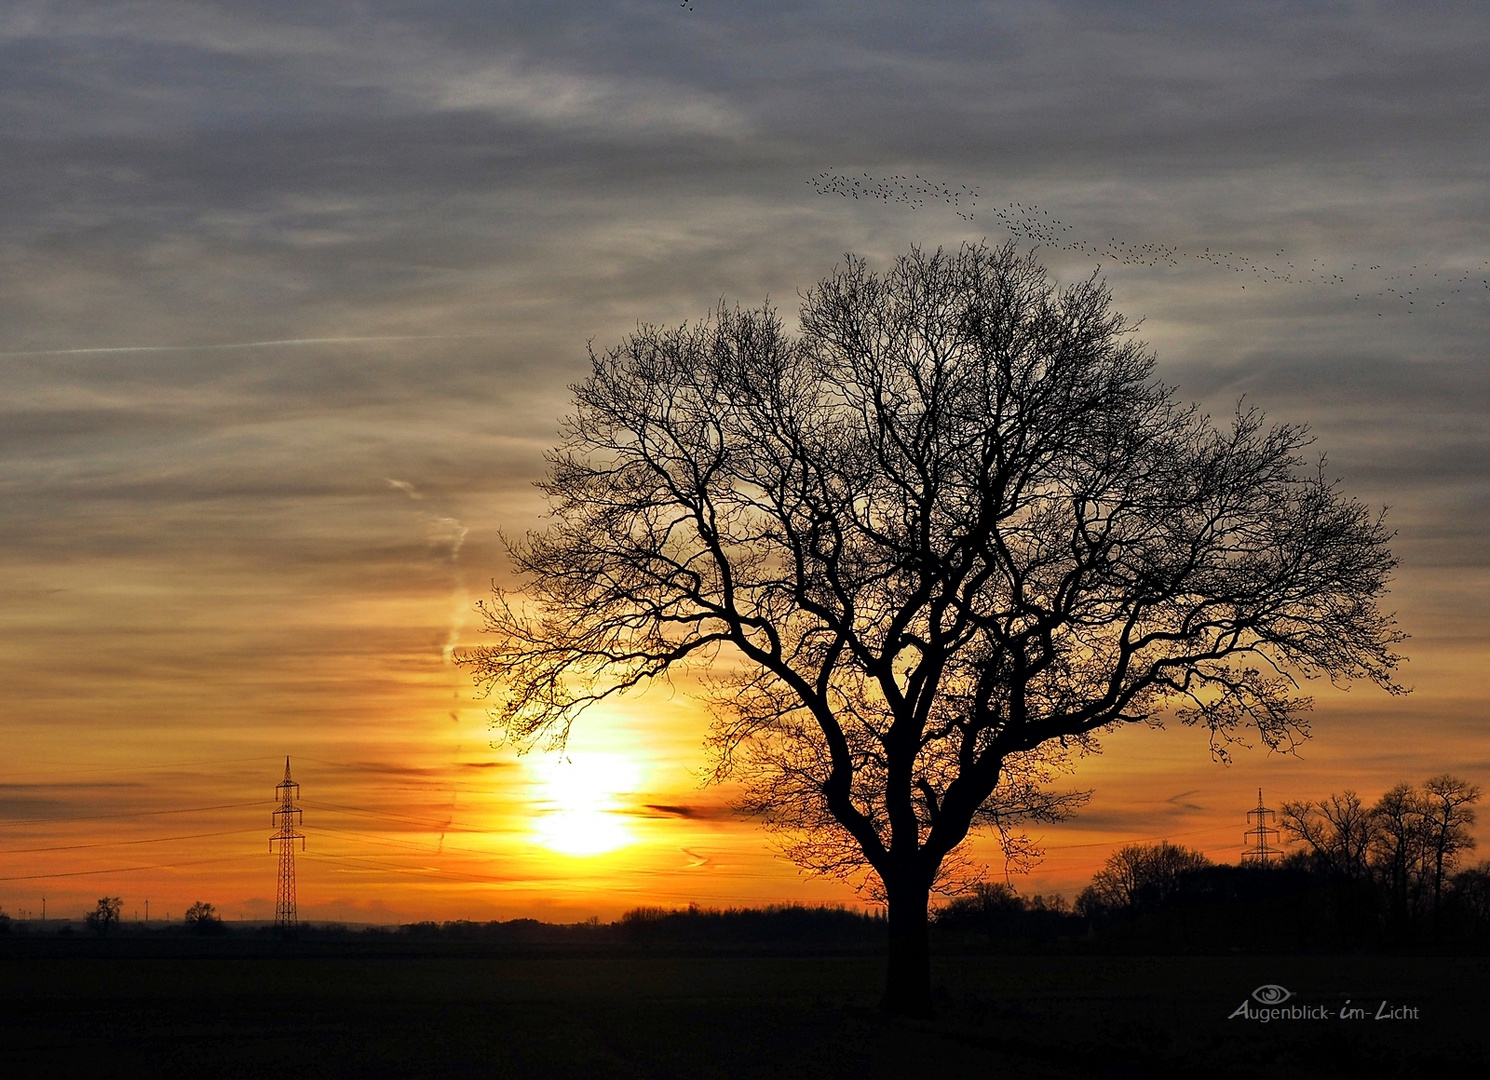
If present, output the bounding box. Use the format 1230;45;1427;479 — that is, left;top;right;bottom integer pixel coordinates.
0;335;491;357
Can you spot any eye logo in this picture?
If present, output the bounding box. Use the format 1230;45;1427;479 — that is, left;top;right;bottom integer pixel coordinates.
1251;985;1293;1004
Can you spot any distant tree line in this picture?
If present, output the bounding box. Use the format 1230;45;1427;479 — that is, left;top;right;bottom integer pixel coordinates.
1273;774;1482;942
933;774;1485;950
929;883;1078;945
0;897;227;936
392;904;887;949
615;903;884;947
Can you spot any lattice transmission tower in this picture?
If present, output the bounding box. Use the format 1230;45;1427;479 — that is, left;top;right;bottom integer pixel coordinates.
270;757;305;931
1241;787;1282;866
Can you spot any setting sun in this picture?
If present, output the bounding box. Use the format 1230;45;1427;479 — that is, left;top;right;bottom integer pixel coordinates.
530;755;642;857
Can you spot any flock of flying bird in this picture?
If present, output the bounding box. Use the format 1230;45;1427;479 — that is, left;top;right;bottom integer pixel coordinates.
807;170;1490;317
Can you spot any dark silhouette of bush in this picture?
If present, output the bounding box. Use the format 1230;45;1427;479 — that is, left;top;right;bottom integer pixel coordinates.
184;901;227;935
397;918;609;945
1076;842;1212;918
84;897;122;936
391;906;884;949
618;903;884;948
932;883;1082;944
1441;861;1490;940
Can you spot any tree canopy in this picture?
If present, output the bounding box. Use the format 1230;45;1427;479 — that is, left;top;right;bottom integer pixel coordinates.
85;896;122;935
462;241;1403;1014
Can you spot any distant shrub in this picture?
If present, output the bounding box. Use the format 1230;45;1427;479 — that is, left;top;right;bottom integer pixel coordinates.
184;901;227;935
85;897;122;936
1079;843;1213;916
618;903;884;947
933;883;1081;942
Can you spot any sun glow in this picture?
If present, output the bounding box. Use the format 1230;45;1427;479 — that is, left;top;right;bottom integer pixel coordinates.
530;753;642;856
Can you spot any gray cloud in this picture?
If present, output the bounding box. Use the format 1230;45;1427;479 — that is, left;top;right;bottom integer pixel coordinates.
634;802;737;821
0;782;146;822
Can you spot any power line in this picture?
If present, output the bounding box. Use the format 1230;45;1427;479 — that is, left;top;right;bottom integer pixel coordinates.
1034;822;1240;852
0;854;262;883
0;827;262;855
299;798;488;834
305;824;437;849
303;822;514;857
0;754;281;782
299;853;521;886
304;824;476;856
0;800;266;827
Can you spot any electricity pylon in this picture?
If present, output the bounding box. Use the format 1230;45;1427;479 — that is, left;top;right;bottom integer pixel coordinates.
270;757;305;931
1241;787;1282;866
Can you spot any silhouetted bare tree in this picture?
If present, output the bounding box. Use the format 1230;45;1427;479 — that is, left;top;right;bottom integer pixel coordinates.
1420;774;1480;919
1280;791;1377;880
1279;777;1480;940
1077;842;1212;914
184;900;225;934
1370;783;1430;933
85;896;122;936
462;242;1403;1016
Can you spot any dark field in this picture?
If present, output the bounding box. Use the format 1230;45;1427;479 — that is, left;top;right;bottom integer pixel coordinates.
2;944;1485;1078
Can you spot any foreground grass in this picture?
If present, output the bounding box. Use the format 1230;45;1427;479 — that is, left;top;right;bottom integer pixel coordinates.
2;949;1484;1078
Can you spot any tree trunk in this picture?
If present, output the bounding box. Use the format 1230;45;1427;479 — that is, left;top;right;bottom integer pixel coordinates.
883;876;933;1017
1432;848;1446;939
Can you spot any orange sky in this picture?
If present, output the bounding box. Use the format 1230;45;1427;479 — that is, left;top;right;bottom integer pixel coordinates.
3;4;1489;925
3;552;1485;924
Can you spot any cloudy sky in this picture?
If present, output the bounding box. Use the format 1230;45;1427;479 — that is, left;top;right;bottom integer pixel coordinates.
2;1;1487;923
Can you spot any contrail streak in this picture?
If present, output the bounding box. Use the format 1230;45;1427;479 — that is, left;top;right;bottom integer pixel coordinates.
0;334;493;358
